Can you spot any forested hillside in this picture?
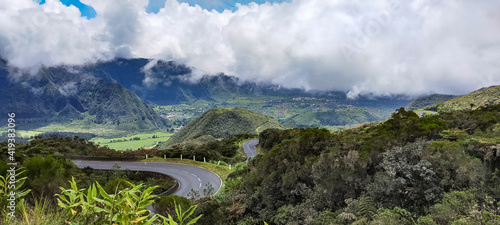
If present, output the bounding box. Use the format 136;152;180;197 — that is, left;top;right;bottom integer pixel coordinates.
209;104;500;224
429;86;500;112
284;108;381;128
160;108;283;147
406;94;458;111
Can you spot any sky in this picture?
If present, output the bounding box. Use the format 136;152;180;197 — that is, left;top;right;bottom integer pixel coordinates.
1;0;500;98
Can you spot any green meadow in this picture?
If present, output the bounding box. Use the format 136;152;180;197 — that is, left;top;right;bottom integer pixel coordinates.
90;132;173;150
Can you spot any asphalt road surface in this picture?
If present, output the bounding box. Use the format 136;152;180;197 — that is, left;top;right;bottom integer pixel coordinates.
243;139;259;163
71;160;222;198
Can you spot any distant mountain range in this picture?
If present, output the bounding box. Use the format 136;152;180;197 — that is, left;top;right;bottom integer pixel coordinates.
0;58;424;139
0;59;168;133
79;58;308;105
3;56;499;142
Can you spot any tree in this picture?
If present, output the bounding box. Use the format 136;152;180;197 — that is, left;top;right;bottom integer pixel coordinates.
366;140;442;212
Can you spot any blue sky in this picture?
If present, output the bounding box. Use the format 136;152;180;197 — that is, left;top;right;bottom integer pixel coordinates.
39;0;288;18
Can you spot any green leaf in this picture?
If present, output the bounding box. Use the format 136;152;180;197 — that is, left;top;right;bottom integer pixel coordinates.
169;214;178;225
138;200;154;209
175;201;181;222
96;182;112;201
182;206;197;222
131;215;148;223
185;214;203;225
146;215;158;224
94;207;110;213
57;199;69;208
16;189;31;198
135;209;148;215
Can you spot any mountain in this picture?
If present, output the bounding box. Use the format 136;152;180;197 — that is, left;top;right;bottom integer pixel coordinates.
160;108;283;147
1;58;411;138
406;94;458;111
44;58;410;129
0;60;168;135
71;58;408;105
79;58;306;105
428;86;500;112
284;108;382;128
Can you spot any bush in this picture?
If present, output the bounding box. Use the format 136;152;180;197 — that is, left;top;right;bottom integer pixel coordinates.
23;155;77;198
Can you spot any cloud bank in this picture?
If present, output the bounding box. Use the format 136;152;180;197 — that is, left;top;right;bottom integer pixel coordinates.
1;0;499;98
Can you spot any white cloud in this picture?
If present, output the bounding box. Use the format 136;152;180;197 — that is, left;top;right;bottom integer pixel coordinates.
1;0;500;98
57;81;78;96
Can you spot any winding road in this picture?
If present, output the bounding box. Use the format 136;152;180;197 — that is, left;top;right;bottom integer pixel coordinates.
71;160;222;198
243;139;259;163
71;140;259;197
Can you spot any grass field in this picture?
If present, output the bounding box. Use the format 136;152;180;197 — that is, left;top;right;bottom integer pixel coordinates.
28;122;132;138
90;132;173;150
11;130;43;139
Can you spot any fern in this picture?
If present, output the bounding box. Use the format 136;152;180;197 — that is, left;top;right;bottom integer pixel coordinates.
357;197;377;220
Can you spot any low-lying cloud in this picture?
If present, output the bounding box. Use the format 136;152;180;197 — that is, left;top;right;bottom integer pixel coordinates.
1;0;499;98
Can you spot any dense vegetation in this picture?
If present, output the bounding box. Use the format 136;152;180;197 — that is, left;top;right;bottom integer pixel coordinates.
284;108;381;128
428;85;500;112
2;103;500;224
406;94;458;111
161;108;283;148
191;104;500;224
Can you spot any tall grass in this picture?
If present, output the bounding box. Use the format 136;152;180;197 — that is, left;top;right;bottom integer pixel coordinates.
1;197;66;225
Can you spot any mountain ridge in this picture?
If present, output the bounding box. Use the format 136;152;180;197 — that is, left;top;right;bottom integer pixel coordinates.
0;60;169;135
427;85;500;112
406;94;459;111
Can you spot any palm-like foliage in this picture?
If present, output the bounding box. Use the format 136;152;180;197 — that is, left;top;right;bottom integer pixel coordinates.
56;177;201;225
158;200;202;225
0;168;31;213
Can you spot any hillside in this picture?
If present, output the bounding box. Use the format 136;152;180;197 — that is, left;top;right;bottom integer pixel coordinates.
160;108;283;147
428;85;500;112
406;94;458;111
284;108;382;128
0;60;168;136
